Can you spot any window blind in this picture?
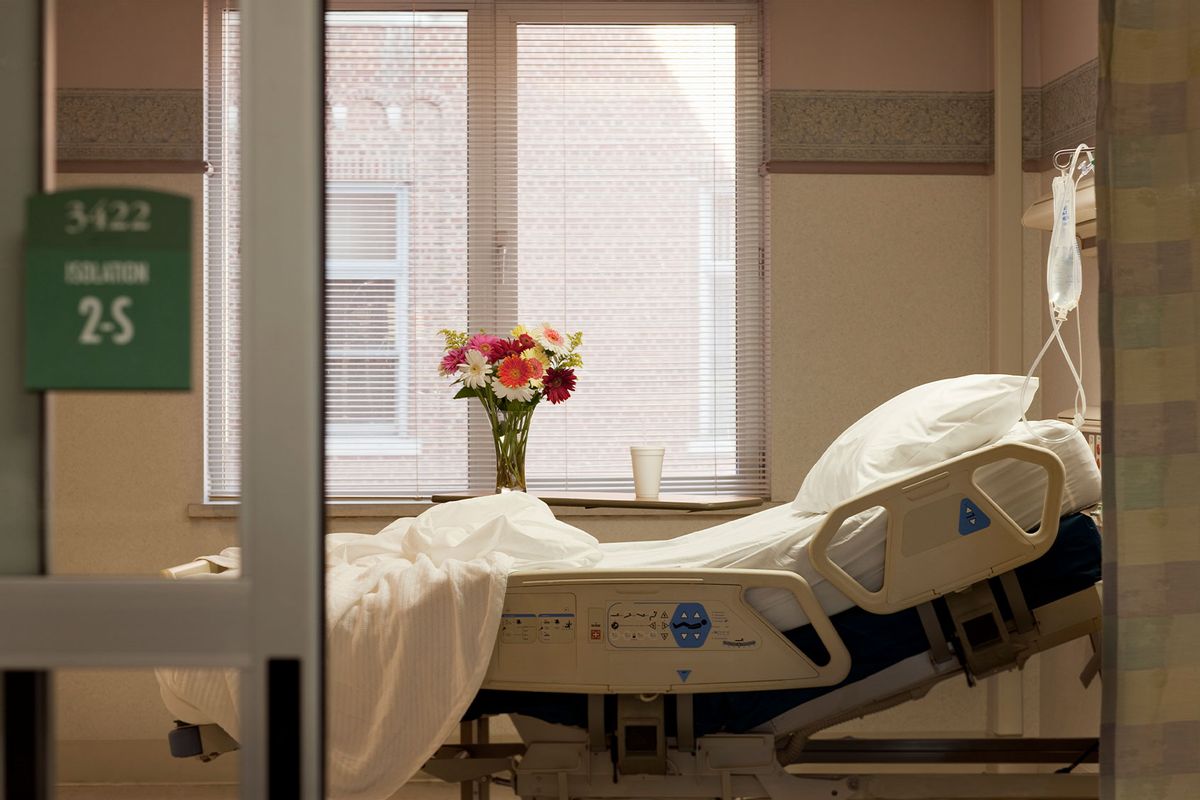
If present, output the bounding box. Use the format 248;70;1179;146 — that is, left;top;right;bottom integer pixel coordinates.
204;0;768;500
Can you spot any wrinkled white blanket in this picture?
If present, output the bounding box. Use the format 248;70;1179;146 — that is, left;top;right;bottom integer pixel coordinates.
156;493;600;800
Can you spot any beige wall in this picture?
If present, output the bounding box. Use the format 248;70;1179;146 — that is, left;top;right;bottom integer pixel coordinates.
766;0;997;488
1037;0;1099;83
769;0;993;91
769;173;992;496
1022;0;1098;87
56;0;201;90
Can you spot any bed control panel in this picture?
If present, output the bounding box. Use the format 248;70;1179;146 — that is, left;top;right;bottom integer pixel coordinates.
605;601;757;650
500;594;576;645
483;570;850;694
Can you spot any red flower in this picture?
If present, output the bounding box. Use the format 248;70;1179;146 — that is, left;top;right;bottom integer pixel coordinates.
484;338;519;362
497;335;537;358
543;367;576;404
496;355;532;388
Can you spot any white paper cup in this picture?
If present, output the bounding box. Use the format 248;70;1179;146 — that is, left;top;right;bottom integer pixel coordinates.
630;446;665;499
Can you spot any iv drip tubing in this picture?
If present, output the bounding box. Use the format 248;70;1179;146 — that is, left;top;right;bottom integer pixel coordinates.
1022;312;1086;444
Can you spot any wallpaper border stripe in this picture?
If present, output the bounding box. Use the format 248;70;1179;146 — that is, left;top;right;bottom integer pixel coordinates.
767;59;1098;172
55;62;1097;175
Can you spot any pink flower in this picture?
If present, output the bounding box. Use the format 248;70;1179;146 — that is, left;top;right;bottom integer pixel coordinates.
439;347;467;376
467;334;506;363
496;355;532;389
524;357;544;381
543;367;575;403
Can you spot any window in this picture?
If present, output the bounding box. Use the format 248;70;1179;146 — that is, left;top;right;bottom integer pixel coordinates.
205;1;767;500
325;184;411;452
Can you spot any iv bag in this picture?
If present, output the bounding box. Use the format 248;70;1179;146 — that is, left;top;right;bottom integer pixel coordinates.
1047;174;1083;317
1022;144;1089;444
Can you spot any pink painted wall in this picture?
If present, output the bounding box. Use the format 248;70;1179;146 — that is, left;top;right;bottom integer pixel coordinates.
1039;0;1098;82
55;0;1095;94
769;0;992;91
56;0;201;89
1022;0;1042;87
769;0;1096;93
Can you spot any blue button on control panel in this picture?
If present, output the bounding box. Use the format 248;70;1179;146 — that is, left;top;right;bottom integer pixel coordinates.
670;603;711;648
959;497;992;535
605;601;736;649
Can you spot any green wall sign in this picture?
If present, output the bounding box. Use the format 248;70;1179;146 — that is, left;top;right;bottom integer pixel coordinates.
25;188;191;390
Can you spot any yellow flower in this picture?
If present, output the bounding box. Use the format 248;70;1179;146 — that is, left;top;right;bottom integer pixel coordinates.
528;346;550;367
511;324;529;338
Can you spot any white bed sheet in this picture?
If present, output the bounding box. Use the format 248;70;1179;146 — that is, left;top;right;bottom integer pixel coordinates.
158;494;602;800
595;421;1101;631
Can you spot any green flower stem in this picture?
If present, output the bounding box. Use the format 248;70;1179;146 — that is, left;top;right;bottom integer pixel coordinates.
478;392;533;492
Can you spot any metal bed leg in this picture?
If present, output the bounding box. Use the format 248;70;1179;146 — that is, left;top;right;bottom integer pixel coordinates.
477;717;490;800
587;694;606;752
999;571;1035;633
459;718;491;800
917;601;953;663
1080;632;1101;688
459;721;473;800
676;695;695;753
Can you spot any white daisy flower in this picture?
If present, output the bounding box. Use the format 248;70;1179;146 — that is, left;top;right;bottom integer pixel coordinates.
534;323;570;355
459;349;492;389
491;375;534;403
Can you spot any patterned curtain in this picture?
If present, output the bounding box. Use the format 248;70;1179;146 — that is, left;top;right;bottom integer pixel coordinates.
1097;2;1200;797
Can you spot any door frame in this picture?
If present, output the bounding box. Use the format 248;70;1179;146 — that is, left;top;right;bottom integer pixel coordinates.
0;1;326;797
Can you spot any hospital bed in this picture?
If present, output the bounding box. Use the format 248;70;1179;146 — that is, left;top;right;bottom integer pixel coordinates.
164;435;1103;800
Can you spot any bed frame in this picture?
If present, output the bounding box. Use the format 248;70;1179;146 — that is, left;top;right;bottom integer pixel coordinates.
432;580;1100;800
166;442;1103;799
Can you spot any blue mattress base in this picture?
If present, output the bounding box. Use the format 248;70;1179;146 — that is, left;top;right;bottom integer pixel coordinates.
464;513;1101;735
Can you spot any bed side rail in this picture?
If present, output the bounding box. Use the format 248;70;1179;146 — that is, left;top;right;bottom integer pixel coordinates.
483;568;851;695
807;442;1065;615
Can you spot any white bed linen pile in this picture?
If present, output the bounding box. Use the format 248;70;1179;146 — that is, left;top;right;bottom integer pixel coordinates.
156;493;601;800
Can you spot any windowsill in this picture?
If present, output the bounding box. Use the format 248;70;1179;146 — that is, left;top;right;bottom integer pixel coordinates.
188;498;781;520
431;492;763;512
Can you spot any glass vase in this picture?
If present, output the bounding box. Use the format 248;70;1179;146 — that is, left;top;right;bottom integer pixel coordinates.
487;402;533;493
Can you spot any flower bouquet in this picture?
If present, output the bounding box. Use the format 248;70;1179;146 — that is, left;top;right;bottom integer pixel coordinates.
439;323;583;492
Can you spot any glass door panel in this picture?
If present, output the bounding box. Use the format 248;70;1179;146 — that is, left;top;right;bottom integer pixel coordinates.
0;1;325;798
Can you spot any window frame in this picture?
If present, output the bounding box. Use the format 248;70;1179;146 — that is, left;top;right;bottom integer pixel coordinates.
692;185;739;458
491;1;766;488
324;181;416;456
204;0;767;500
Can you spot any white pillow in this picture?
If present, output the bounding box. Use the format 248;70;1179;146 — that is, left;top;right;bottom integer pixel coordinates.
792;374;1038;513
